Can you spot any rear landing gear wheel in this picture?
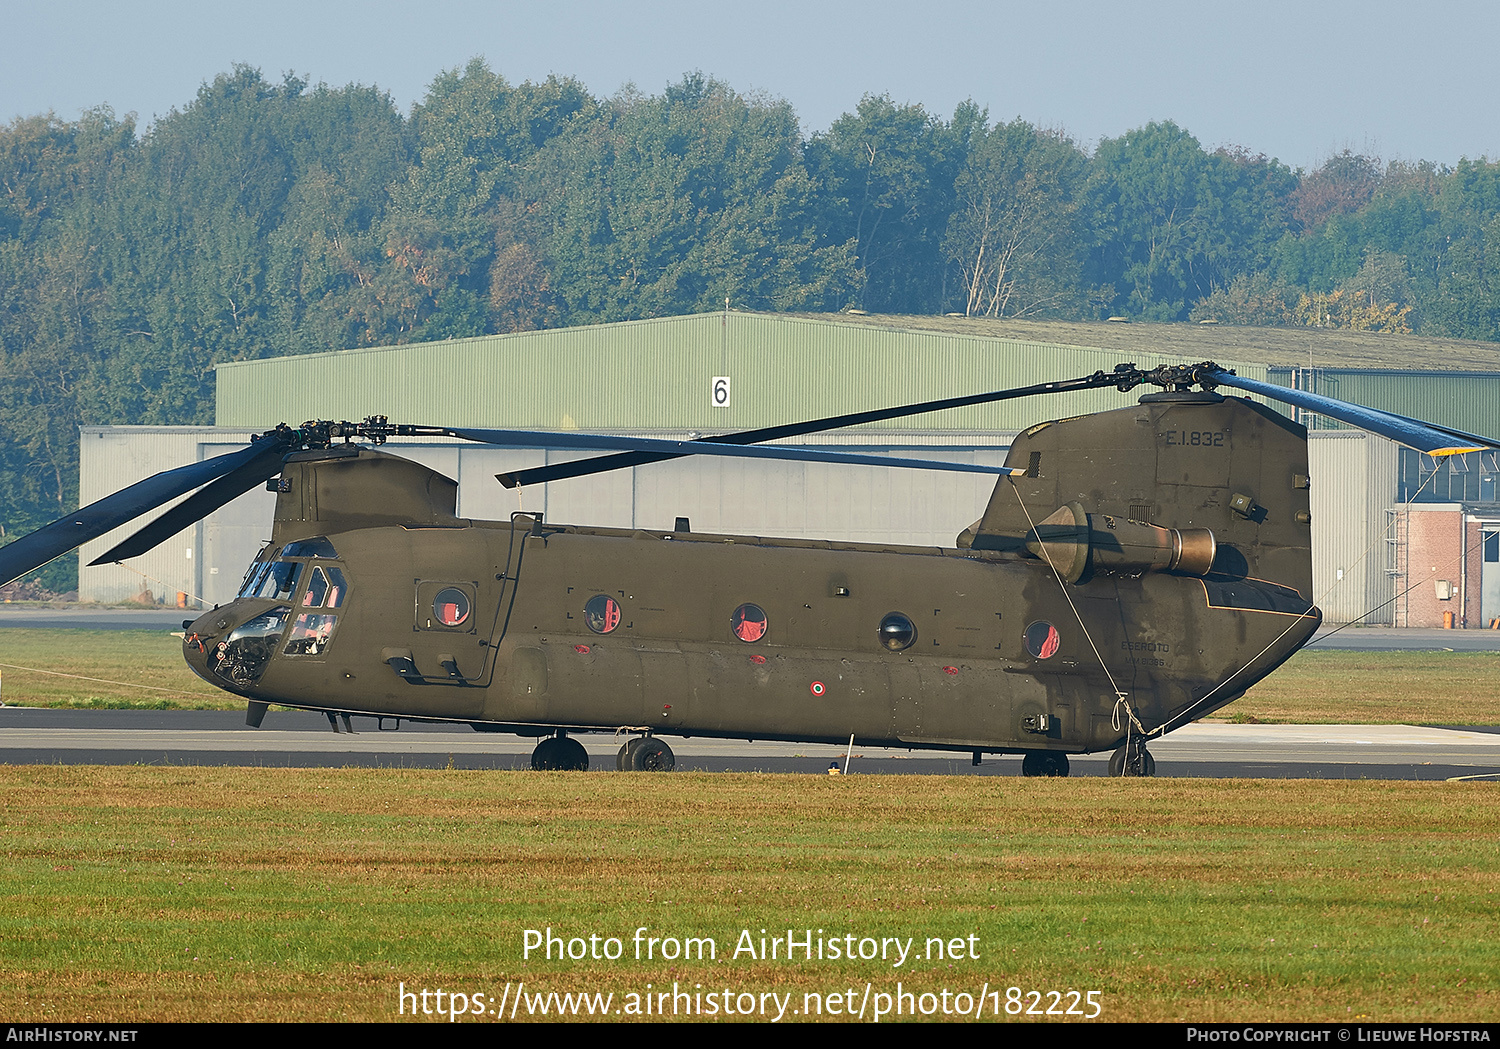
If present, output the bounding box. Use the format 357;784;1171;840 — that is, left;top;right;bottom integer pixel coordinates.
532;735;589;771
1108;741;1155;777
628;737;675;772
1021;752;1070;777
616;736;645;771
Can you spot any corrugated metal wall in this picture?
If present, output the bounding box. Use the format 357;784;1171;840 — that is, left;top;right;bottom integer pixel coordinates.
1308;431;1399;625
1269;367;1500;439
216;313;1268;432
79;428;273;606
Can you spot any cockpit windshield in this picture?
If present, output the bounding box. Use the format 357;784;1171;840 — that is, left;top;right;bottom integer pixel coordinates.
249;559;303;602
236;551;276;599
236;538;341;601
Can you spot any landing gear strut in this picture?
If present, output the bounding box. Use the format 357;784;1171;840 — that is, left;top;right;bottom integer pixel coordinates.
1020;751;1070;777
531;734;589;771
616;736;675;772
1108;735;1156;777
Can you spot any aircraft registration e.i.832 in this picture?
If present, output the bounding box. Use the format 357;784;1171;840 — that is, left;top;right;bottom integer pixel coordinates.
3;361;1493;776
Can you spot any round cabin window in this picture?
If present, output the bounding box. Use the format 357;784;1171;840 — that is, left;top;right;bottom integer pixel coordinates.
585;594;621;634
1025;621;1061;659
731;603;768;643
878;612;917;651
433;588;470;627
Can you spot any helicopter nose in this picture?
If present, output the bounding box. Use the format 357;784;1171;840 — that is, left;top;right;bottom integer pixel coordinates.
181;603;285;688
181;606;233;679
181;624;218;681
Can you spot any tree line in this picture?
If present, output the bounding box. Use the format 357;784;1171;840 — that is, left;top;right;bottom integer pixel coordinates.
5;60;1500;587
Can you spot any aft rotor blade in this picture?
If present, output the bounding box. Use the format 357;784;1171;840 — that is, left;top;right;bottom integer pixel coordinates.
1207;370;1499;456
0;432;289;587
445;428;1022;478
490;371;1120;487
89;446;288;565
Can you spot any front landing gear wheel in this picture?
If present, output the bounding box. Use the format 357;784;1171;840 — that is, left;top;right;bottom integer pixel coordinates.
532;735;589;771
1021;752;1070;777
1108;742;1155;777
628;737;675;772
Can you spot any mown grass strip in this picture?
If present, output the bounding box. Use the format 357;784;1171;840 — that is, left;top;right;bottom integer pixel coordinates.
0;768;1494;1022
0;629;224;708
1231;649;1500;724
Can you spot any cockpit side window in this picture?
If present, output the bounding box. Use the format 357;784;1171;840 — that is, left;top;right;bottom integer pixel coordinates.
287;565;349;656
285;613;338;656
301;566;349;610
321;566;348;608
304;567;328;607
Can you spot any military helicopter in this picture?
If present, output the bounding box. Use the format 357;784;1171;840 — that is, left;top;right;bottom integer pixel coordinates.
3;361;1493;776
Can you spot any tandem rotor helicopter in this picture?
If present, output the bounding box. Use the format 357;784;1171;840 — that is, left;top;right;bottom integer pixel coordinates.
3;361;1494;776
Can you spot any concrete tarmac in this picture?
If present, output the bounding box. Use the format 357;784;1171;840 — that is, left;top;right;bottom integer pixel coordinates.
0;607;195;630
1306;625;1500;651
1;707;1497;780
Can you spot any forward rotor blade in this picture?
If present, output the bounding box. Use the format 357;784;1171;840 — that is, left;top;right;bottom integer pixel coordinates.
1207;370;1499;456
89;446;288;565
445;428;1022;478
0;432;289;588
490;371;1120;487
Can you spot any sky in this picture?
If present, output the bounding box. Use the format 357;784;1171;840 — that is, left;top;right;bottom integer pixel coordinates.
6;0;1498;172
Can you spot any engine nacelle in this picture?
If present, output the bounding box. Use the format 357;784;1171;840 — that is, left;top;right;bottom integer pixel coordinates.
1023;502;1216;584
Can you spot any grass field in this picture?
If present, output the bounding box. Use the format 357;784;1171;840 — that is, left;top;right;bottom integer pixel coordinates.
3;628;1500;725
0;768;1494;1023
1229;649;1500;725
0;629;223;708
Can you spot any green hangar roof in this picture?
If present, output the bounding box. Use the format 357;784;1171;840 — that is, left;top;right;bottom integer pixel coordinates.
803;313;1500;371
216;313;1270;432
215;311;1500;439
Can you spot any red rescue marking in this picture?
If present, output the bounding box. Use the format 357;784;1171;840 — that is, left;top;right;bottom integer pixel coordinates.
943;665;958;675
1040;626;1060;659
749;654;766;664
810;681;826;696
574;644;590;654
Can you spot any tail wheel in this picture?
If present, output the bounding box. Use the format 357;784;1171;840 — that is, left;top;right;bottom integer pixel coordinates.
1108;743;1155;777
628;737;675;772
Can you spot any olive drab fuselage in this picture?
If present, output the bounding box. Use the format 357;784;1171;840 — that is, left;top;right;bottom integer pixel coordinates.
183;392;1321;756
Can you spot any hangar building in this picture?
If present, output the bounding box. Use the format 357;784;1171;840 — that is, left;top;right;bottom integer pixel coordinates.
78;312;1500;628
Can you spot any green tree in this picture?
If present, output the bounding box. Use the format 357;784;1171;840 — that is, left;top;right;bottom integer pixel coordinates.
1288;150;1382;233
806;96;978;314
377;61;596;340
1091;123;1295;320
0;109;135;587
526;74;858;322
942;118;1091;317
